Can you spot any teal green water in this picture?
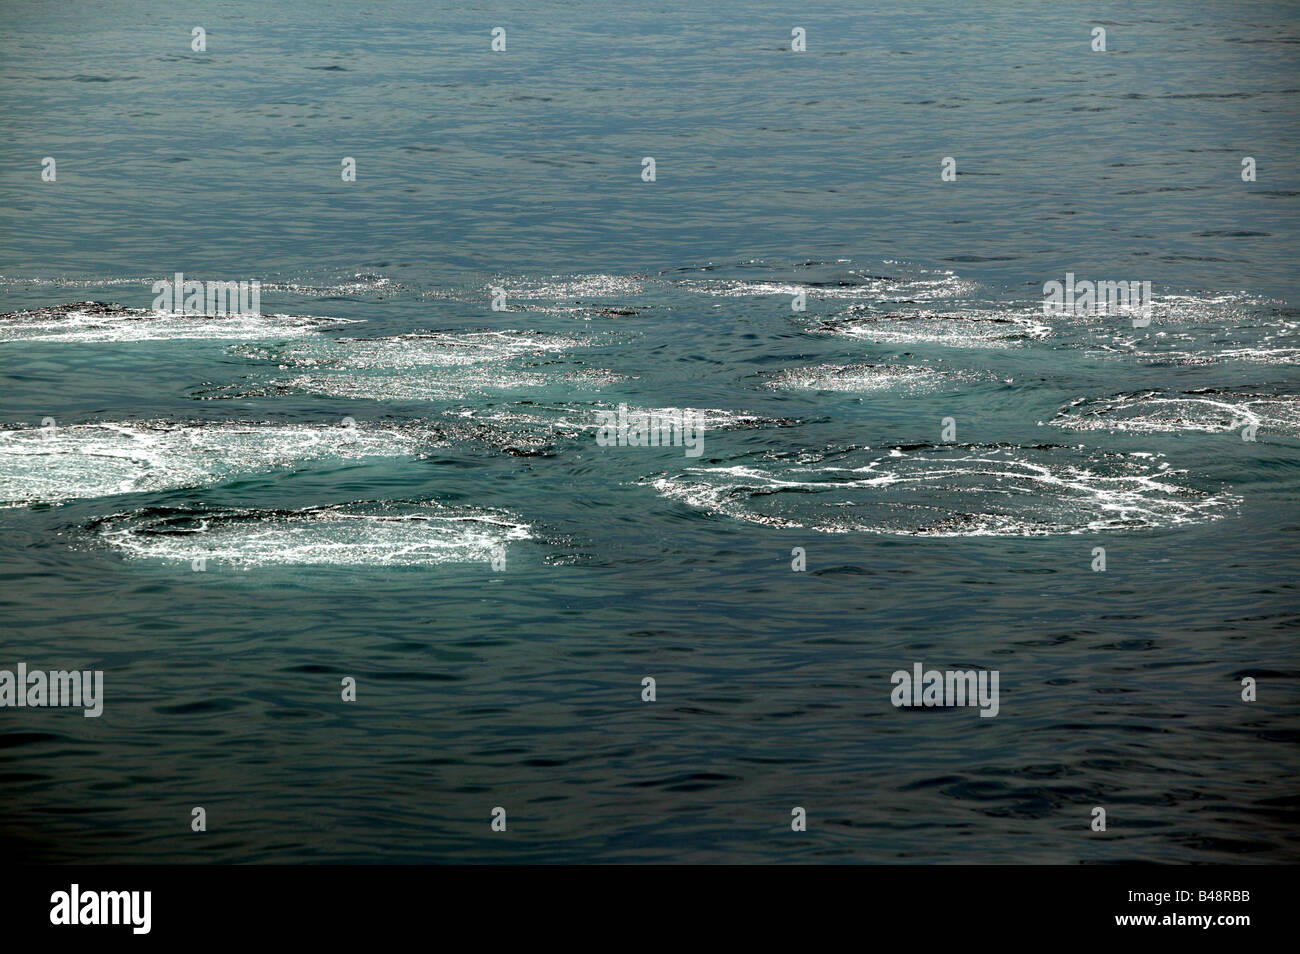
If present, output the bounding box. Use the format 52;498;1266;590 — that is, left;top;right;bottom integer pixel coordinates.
1;1;1297;862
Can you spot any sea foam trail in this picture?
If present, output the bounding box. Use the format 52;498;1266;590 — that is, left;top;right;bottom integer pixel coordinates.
1051;292;1298;366
0;271;405;298
676;267;977;301
816;305;1050;348
0;421;433;507
458;265;975;316
646;443;1237;536
0;302;358;342
493;274;646;301
232;330;585;369
91;501;533;568
438;402;796;455
214;329;615;401
1049;389;1300;434
764;363;974;394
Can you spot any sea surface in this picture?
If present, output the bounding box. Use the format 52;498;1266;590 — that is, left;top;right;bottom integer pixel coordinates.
1;0;1298;863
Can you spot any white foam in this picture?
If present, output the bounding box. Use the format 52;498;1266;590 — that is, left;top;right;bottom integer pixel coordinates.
821;306;1050;347
235;330;584;370
0;421;431;507
255;273;406;298
680;269;976;301
1049;391;1300;433
495;275;646;301
264;367;617;402
446;403;780;433
1056;292;1298;365
0;273;404;298
765;363;951;393
96;502;533;567
646;445;1237;536
226;329;608;401
0;303;357;343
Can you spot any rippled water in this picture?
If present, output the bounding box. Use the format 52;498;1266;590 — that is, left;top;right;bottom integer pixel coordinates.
1;1;1298;864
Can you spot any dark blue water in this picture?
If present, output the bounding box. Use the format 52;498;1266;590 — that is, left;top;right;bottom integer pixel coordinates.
1;1;1297;863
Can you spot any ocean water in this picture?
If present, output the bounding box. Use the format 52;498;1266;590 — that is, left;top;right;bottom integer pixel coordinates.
1;0;1298;863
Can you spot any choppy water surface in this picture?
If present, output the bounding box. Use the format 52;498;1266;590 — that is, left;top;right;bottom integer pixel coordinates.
1;0;1297;864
